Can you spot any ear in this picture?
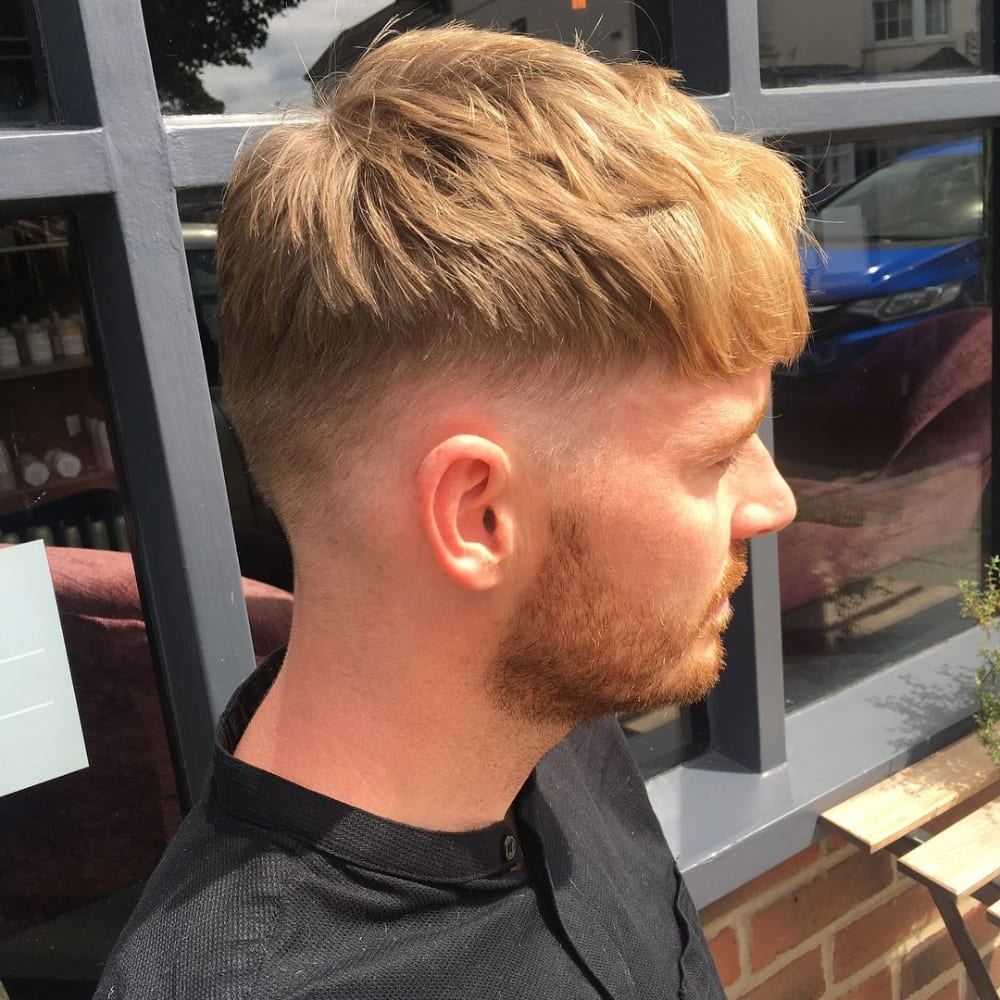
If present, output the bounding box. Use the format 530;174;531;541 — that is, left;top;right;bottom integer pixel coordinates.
417;435;514;591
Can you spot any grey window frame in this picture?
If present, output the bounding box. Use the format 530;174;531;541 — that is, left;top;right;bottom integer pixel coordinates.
7;0;996;909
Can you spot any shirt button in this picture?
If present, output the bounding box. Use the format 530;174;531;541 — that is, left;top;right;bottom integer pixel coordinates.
502;834;518;863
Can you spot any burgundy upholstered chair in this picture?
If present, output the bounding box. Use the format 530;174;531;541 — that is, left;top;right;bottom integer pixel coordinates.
0;544;293;940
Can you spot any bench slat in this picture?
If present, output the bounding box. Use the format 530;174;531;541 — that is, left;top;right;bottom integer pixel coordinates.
897;797;1000;897
821;734;999;852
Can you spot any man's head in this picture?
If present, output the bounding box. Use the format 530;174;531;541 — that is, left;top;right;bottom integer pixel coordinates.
217;25;808;726
218;25;807;522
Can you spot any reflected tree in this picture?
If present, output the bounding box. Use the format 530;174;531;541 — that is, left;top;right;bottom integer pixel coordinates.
141;0;303;113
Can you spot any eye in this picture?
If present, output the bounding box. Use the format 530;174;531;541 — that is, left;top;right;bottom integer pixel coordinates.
715;432;759;472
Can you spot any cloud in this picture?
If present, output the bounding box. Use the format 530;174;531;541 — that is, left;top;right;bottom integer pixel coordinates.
199;0;377;113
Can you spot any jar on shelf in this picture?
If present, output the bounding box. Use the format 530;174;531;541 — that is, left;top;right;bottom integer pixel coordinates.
17;452;49;487
44;448;82;479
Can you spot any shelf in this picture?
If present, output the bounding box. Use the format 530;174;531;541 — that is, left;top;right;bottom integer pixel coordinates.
0;469;118;518
0;356;91;381
0;240;70;254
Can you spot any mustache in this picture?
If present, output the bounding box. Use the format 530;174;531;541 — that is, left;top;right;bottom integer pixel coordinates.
719;540;749;598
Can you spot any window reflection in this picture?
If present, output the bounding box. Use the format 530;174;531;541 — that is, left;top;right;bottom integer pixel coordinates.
759;0;985;87
773;130;991;707
0;1;50;123
144;0;664;115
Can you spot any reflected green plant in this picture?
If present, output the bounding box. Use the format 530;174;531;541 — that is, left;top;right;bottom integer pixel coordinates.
958;554;1000;766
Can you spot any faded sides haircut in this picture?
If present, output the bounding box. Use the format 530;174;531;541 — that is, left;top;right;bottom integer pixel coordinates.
218;24;809;525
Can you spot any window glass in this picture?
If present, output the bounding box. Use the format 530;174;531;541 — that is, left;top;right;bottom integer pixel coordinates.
759;0;988;88
622;704;707;776
144;0;718;115
771;129;992;708
874;0;913;41
926;0;951;34
0;213;181;997
0;1;51;123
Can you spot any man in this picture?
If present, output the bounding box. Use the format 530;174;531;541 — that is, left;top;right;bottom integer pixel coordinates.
97;24;807;999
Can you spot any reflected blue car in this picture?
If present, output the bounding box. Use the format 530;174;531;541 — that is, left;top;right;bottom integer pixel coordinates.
795;137;985;375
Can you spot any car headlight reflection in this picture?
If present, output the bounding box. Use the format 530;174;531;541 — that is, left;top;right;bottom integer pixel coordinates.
845;281;963;321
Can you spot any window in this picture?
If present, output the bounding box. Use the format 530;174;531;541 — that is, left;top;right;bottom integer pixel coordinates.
926;0;951;33
0;213;184;995
874;0;914;40
772;129;990;709
0;0;49;123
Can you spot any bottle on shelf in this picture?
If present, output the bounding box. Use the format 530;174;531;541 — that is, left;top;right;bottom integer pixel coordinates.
25;322;54;365
0;327;20;370
86;516;110;550
25;524;55;546
44;448;82;479
111;514;130;552
16;452;49;487
87;417;114;471
47;310;65;360
61;522;83;547
59;314;86;358
11;314;29;360
0;441;16;492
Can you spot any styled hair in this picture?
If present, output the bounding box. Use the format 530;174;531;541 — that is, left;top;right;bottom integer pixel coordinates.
218;24;809;521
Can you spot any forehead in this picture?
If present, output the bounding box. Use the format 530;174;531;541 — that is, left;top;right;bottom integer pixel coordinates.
600;366;772;450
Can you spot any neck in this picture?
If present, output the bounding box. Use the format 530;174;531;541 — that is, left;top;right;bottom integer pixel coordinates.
235;597;565;832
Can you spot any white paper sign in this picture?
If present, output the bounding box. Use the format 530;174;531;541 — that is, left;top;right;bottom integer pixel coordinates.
0;540;88;796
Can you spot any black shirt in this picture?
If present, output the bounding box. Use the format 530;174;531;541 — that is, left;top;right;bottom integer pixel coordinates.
96;650;725;999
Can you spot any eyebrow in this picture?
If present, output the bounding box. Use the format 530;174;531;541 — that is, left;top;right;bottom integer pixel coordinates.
695;391;773;463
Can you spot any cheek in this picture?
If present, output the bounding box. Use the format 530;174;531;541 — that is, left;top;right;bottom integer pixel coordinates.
582;455;732;574
602;493;728;585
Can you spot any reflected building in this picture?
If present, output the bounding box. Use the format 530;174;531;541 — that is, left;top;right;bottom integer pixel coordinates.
758;0;981;87
309;0;636;88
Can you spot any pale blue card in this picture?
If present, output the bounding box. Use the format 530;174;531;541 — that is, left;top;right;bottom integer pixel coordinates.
0;540;88;797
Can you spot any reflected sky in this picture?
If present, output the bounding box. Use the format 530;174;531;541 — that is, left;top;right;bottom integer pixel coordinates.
167;0;637;114
199;0;376;113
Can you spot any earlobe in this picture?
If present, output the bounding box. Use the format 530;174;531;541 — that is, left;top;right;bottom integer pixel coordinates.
417;436;513;591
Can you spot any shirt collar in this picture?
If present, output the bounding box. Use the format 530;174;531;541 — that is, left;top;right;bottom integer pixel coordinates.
211;647;525;884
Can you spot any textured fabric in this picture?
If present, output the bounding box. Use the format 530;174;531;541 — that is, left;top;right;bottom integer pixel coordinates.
95;649;725;999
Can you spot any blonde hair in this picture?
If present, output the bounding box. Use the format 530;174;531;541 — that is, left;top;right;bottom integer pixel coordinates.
218;24;808;522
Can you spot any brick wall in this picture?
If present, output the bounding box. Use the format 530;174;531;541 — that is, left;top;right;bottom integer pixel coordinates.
698;834;1000;999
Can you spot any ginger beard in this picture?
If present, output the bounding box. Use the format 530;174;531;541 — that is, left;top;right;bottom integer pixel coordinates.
492;509;748;727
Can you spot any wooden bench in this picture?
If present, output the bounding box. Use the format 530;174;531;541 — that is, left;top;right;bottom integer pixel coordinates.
821;732;1000;1000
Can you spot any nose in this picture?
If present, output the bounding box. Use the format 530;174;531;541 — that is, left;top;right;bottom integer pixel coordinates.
730;436;797;539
